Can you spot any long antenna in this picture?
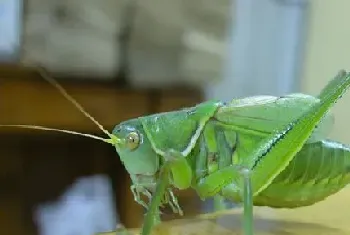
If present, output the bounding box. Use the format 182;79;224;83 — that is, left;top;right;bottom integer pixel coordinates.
36;66;113;138
1;66;121;145
0;124;110;143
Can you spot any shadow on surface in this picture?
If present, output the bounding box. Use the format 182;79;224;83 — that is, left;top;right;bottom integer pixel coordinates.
212;213;345;235
97;211;346;235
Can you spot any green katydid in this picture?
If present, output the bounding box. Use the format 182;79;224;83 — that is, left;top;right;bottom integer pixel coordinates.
2;67;350;235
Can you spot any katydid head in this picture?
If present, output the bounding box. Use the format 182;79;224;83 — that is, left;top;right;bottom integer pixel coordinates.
111;118;160;177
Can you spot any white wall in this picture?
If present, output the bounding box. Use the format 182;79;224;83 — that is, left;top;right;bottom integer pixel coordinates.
205;0;308;102
300;0;350;143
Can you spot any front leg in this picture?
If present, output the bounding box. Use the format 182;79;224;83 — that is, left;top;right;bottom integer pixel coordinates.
130;184;153;209
140;165;168;235
140;149;192;235
163;149;193;190
131;182;182;216
161;149;193;214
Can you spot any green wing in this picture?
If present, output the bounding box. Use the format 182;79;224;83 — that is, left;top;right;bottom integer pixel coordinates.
216;93;333;142
215;93;334;165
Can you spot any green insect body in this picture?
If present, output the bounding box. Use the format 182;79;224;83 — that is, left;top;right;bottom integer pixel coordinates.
111;70;350;235
2;68;350;235
113;91;350;209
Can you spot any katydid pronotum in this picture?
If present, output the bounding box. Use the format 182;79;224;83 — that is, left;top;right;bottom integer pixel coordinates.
2;68;350;235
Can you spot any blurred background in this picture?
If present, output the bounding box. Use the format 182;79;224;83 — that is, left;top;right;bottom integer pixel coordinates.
1;0;350;234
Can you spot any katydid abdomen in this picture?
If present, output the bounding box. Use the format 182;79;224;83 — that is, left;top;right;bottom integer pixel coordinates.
220;140;350;208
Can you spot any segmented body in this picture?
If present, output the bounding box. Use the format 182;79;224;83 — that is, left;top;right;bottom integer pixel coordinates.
184;94;350;208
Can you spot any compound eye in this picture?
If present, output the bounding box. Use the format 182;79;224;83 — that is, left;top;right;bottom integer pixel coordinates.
126;131;140;150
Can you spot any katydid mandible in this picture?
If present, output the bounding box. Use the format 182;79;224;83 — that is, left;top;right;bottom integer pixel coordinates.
2;68;350;235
